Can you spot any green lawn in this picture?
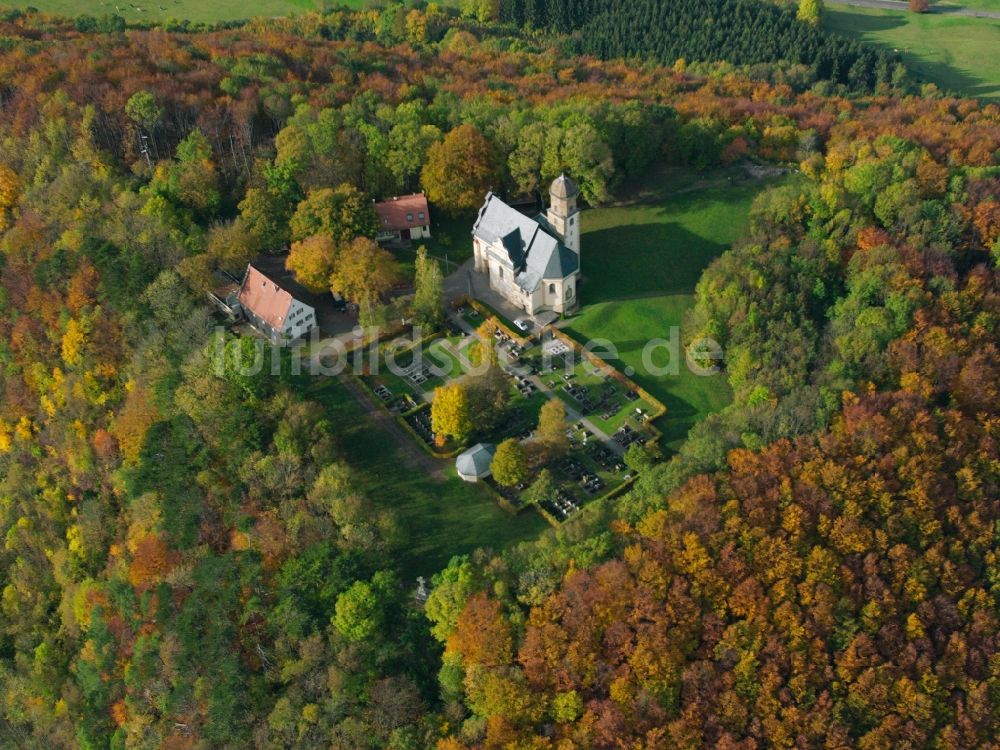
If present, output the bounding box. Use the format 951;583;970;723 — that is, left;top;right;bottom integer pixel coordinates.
6;0;343;23
563;169;787;452
301;374;547;575
578;182;765;302
420;213;475;273
567;296;732;451
937;0;1000;11
825;4;1000;100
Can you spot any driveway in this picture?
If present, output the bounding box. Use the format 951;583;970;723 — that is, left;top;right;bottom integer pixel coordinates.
444;258;561;329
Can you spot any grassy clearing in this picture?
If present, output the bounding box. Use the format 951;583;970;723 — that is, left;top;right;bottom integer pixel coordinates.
301;374;547;576
825;4;1000;100
8;0;340;23
567;296;732;451
563;167;788;452
578;178;766;301
937;0;1000;11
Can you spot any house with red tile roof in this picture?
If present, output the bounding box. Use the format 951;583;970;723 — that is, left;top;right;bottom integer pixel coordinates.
374;193;431;243
237;264;316;343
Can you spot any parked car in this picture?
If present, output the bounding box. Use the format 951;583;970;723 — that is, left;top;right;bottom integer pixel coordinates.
514;317;532;332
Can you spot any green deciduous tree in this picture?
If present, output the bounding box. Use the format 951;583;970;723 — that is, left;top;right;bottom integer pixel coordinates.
424;556;479;642
143;128;221;226
624;442;655;474
523;468;558;506
421;124;502;214
412;247;444;328
289;183;378;244
239;186;292;251
491;438;528;487
333;571;394;642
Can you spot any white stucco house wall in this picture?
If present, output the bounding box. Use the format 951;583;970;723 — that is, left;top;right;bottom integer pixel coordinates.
237;264;317;343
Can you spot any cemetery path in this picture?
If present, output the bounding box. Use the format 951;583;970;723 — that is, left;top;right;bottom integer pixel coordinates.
526;373;627;456
337;372;448;482
448;310;628;456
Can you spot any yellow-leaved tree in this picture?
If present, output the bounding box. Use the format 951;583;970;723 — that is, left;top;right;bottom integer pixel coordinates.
0;163;19;232
61;318;89;367
797;0;822;25
537;398;569;459
329;237;400;317
431;381;473;446
490;438;527;487
113;386;160;462
286;234;338;293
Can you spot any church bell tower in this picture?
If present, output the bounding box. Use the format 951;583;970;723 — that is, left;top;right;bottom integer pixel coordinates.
547;173;580;256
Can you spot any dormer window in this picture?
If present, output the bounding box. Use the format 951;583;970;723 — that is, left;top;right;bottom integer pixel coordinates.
418;212;425;220
406;213;413;221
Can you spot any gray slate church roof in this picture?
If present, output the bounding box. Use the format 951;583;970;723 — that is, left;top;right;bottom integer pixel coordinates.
472;192;578;294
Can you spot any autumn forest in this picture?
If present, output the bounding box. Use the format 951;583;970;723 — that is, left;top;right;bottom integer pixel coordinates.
0;2;998;750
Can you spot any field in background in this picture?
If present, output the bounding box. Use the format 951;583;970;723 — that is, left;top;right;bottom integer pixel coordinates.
936;0;1000;12
1;0;347;23
826;4;1000;100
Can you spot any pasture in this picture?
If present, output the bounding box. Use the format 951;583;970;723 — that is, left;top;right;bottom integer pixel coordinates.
3;0;347;24
825;4;1000;100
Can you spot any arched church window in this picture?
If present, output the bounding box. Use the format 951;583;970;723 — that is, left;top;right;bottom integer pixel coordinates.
566;286;573;300
548;283;556;294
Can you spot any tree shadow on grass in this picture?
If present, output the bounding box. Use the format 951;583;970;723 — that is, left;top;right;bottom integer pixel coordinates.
301;374;546;575
580;222;729;305
826;7;1000;100
829;9;909;34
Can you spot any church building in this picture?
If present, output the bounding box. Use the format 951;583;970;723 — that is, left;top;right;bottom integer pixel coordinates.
472;174;581;317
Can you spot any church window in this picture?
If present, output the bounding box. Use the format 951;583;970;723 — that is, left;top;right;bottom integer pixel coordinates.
548;283;556;295
566;286;574;300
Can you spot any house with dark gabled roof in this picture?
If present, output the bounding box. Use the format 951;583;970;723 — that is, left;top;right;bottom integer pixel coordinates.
471;174;581;317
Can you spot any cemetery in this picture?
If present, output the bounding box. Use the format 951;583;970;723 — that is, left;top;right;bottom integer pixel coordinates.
353;305;665;524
